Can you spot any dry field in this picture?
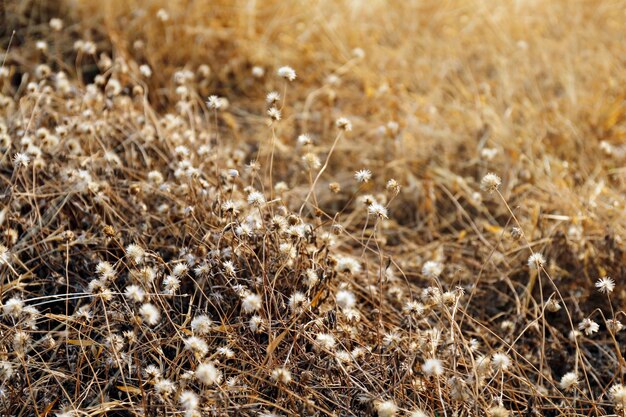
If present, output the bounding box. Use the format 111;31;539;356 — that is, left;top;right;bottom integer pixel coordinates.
1;0;626;416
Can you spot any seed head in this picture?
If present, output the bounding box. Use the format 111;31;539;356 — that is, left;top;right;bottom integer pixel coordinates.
336;117;352;131
179;390;199;410
0;245;8;265
546;297;561;312
422;260;443;278
607;319;624;334
422;358;444;377
247;191;266;206
375;400;398;417
124;285;146;302
297;134;312;146
489;406;510;417
492;352;511;371
155;379;176;397
126;244;146;264
386;179;400;194
252;66;265;78
191;314;213;335
241;293;262;313
139;303;161;326
266;91;280;105
527;253;546;269
595;276;615;294
368;202;388;219
195;362;222;385
270;367;292;384
314;333;336;351
184;336;209;358
302;153;321;170
288;292;308;314
207;95;222;110
267;107;281;122
277;66;296;81
336;289;356;310
3;297;24;318
578;318;599;336
49;18;63;31
163;275;181;294
480;172;501;193
559;372;578;391
355;169;372;183
12;153;30;168
610;384;626;409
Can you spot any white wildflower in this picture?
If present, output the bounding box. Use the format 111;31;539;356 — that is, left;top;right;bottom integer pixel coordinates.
277;66;296;81
195;362;222;385
139;303;160;326
480;172;501;193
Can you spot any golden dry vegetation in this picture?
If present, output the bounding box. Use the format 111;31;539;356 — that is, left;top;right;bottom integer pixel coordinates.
1;0;626;416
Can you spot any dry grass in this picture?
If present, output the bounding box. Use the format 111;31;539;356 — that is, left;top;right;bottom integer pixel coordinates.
0;0;626;416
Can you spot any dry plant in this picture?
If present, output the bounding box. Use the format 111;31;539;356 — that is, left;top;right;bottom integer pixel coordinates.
0;0;625;416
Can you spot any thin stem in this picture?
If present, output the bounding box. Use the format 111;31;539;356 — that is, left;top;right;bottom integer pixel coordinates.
299;131;343;217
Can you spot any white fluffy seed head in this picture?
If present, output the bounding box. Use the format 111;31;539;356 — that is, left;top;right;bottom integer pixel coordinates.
249;315;264;333
578;318;599;336
607;319;624;333
288;292;308;314
336;290;356;310
336;117;352;131
610;384;626;408
179;390;199;410
314;333;336;351
163;275;180;294
124;285;145;302
126;244;146;264
184;336;209;357
354;169;372;183
252;66;265;77
277;66;296;81
297;133;312;146
559;372;578;391
172;263;188;277
422;260;443;278
195;362;222;385
139;303;160;326
527;253;546;269
480;172;501;193
50;18;63;31
266;91;280;105
492;352;511;371
375;400;398;417
267;107;281;121
241;293;262;313
421;358;444;377
247;191;266;206
96;261;116;281
335;256;362;275
12;153;30;168
270;367;292;384
155;379;176;397
3;297;24;318
368;202;388;219
489;406;510;417
0;245;8;265
206;95;222;110
595;276;615;294
143;364;161;380
191;314;213;335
